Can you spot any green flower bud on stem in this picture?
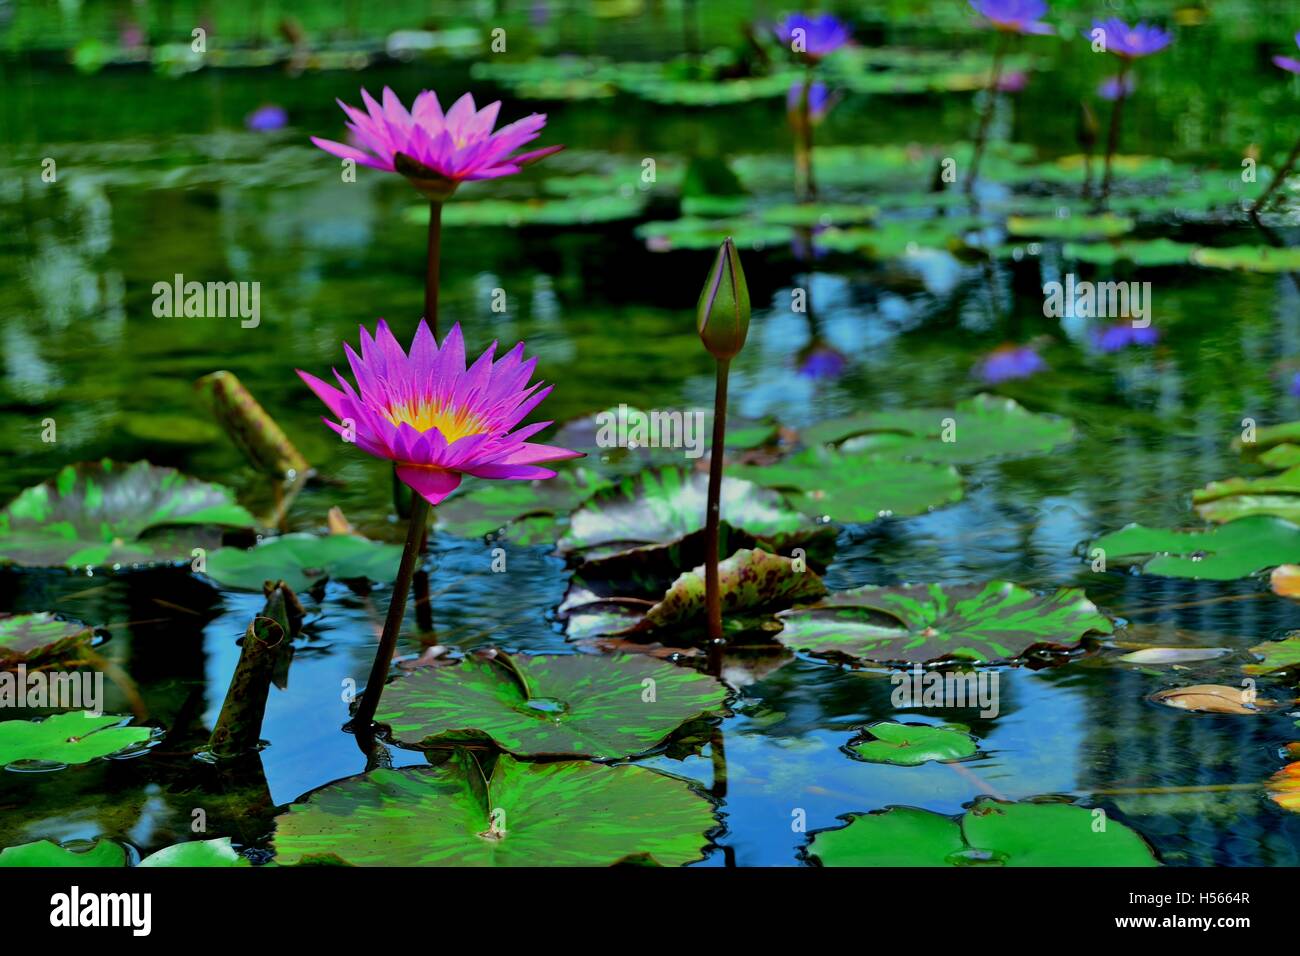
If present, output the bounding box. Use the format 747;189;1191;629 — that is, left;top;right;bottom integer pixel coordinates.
696;237;750;361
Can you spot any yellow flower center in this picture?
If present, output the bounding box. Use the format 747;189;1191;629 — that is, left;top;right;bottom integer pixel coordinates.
385;397;486;442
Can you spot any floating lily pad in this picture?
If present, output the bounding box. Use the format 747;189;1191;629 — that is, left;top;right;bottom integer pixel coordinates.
0;712;153;768
436;468;611;543
635;217;792;252
1091;516;1300;580
0;613;93;668
0;460;255;569
376;652;727;759
809;799;1157;867
1191;245;1300;273
273;751;716;866
202;533;404;592
803;394;1074;464
1193;466;1300;523
139;838;247;867
775;581;1112;666
1260;445;1300;470
1061;239;1197;266
756;203;879;227
556;467;832;567
411;195;646;229
1006;214;1134;240
0;839;126;867
733;448;963;523
814;216;984;259
848;722;978;766
1244;634;1300;676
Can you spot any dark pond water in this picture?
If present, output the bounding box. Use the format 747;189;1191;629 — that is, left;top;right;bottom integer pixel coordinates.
2;2;1300;866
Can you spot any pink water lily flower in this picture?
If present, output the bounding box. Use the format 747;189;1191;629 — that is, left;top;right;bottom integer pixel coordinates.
297;320;581;505
311;87;564;200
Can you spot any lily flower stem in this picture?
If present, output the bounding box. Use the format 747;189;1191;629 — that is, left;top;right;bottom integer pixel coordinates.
965;31;1009;195
425;201;444;338
705;358;730;663
353;494;431;731
1251;133;1300;217
798;65;817;201
1098;60;1130;206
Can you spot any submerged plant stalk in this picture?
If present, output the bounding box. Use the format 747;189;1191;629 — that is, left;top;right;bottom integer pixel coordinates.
353;495;431;731
425;201;444;338
797;66;817;201
1098;60;1130;205
965;31;1009;195
1250;134;1300;218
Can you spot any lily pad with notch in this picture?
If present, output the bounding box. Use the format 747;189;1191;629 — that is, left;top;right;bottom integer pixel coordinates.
202;533;404;592
376;651;728;759
847;721;979;766
1090;516;1300;580
0;712;155;769
1243;634;1300;677
0;460;255;570
273;750;717;867
775;581;1113;666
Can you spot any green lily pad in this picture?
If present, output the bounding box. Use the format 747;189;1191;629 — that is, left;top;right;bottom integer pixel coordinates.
0;712;153;768
0;839;126;867
0;460;255;570
376;652;727;759
1193;466;1300;523
756;203;879;227
848;722;978;766
1006;214;1134;240
411;195;646;229
814;216;984;259
808;799;1158;866
775;581;1112;666
203;533;404;592
1244;634;1300;676
1091;516;1300;580
733;448;963;523
273;751;716;866
635;217;792;252
1259;444;1300;470
122;413;222;447
556;467;833;567
139;838;247;867
0;613;93;668
1191;245;1300;273
803;394;1074;464
1060;238;1197;267
435;468;611;543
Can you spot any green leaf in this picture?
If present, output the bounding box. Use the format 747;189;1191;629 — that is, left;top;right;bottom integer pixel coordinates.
803;394;1074;464
1061;239;1197;266
1193;466;1300;523
1191;245;1300;273
0;613;93;667
273;752;716;866
377;652;727;759
0;460;255;570
1244;633;1300;676
0;839;126;867
809;799;1157;866
0;712;153;768
849;722;978;766
556;467;833;566
1091;516;1300;580
139;838;248;867
733;448;963;522
775;581;1112;666
203;533;404;592
1006;213;1134;240
635;217;792;252
435;468;610;542
415;195;646;228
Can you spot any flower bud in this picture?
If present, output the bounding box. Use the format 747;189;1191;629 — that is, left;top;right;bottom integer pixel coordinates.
696;237;750;361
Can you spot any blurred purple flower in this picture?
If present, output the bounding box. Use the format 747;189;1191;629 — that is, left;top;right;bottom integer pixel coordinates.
1273;33;1300;74
775;13;851;62
787;79;833;122
1094;323;1158;352
1289;371;1300;397
246;104;288;132
798;343;848;379
975;344;1046;384
1089;19;1173;59
969;0;1052;35
997;70;1029;92
1098;73;1136;100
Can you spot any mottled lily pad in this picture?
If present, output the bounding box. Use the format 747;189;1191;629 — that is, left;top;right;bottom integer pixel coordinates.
0;712;153;768
376;652;727;759
1006;214;1134;240
202;533;404;592
803;394;1074;464
848;722;978;766
0;460;255;570
1090;516;1300;580
1191;245;1300;273
775;581;1112;666
0;613;93;668
556;467;833;567
436;468;611;543
0;839;126;867
1243;634;1300;676
808;799;1158;867
733;448;963;523
273;751;716;867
